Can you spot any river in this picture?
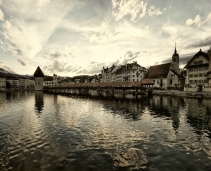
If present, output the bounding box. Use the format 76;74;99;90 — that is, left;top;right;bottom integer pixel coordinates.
0;91;211;171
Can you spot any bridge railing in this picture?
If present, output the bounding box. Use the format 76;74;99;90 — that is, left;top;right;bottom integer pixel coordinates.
45;79;154;89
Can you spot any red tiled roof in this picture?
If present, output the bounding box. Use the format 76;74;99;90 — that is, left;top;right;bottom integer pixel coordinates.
145;63;171;79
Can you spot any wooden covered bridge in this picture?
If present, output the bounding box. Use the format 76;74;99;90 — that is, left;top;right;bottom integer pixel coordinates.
44;79;154;99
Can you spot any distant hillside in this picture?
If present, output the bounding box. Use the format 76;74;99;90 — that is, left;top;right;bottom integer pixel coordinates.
0;63;16;74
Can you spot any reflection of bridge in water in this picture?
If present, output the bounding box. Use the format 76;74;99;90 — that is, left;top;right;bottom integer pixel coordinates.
44;80;154;99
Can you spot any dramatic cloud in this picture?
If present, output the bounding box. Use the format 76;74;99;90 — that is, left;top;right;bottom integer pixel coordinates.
77;61;106;75
121;51;140;64
43;59;79;74
17;58;26;66
112;0;162;21
89;21;113;44
186;15;202;27
148;6;162;17
0;9;4;21
185;35;211;49
161;53;196;66
0;0;210;76
50;51;61;59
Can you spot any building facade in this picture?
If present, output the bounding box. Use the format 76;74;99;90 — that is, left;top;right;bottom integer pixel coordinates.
101;62;146;82
145;47;182;89
0;78;6;91
6;77;19;89
184;48;211;92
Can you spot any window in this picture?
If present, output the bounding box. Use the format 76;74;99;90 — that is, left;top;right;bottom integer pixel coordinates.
199;73;203;77
194;60;203;65
189;68;193;72
157;80;159;84
170;80;172;85
194;68;198;71
204;79;208;83
189;74;193;77
194;80;198;83
199;67;203;71
204;67;208;70
194;74;198;77
153;80;155;82
190;80;193;83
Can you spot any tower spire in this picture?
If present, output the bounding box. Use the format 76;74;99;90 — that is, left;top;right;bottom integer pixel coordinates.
174;43;177;53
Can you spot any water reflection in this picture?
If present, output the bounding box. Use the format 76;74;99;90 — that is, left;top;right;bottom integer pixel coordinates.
35;91;44;114
1;92;211;171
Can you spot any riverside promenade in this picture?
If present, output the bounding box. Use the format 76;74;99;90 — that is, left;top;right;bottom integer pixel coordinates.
153;90;211;98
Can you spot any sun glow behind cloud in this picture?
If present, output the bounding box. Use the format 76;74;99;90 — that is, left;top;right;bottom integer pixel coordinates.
0;0;210;76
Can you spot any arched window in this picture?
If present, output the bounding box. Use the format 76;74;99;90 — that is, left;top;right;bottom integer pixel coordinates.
174;58;176;62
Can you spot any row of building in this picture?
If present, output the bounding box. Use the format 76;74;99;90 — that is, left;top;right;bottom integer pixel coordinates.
0;76;35;91
34;45;211;92
99;46;211;92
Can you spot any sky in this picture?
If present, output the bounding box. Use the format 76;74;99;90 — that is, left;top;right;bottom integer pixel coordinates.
0;0;211;76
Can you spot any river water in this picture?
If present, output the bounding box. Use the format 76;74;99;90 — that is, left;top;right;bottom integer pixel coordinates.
0;91;211;171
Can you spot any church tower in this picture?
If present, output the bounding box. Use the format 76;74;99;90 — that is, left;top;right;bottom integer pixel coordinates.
171;44;179;74
34;66;44;91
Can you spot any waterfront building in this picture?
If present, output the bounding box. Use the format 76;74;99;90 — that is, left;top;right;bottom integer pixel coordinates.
184;48;210;92
29;79;35;89
145;47;183;89
34;66;44;91
0;77;6;91
43;76;53;85
85;75;100;83
113;61;147;82
101;62;146;82
18;76;26;89
101;64;118;82
6;77;19;89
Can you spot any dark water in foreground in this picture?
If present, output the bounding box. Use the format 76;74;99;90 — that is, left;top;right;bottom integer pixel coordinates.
0;91;211;171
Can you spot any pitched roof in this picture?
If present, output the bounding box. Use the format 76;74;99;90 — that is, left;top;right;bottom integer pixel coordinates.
43;76;53;81
114;62;145;74
184;49;209;68
145;63;171;79
34;66;44;77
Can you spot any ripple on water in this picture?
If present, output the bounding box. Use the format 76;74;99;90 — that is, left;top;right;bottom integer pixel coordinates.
1;93;211;171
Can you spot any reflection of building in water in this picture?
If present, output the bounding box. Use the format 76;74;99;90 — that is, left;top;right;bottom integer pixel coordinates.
35;91;44;114
185;98;211;132
152;95;180;130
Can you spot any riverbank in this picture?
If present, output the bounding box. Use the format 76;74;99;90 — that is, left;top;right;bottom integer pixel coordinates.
153;90;211;98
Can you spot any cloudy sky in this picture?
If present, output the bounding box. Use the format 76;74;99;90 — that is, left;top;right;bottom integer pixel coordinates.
0;0;211;76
